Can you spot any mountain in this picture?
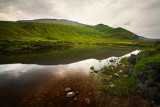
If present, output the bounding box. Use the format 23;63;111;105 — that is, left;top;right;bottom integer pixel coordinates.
87;24;140;40
0;19;141;43
138;36;160;41
0;21;104;42
18;18;86;27
18;19;140;41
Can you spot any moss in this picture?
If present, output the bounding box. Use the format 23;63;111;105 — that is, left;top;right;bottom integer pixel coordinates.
133;55;160;73
133;41;160;74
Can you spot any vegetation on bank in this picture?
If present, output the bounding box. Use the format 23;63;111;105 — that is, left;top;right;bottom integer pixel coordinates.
0;40;74;50
133;41;160;73
87;41;160;105
88;57;136;105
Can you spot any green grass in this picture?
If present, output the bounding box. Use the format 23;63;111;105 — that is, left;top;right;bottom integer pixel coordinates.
99;59;136;96
0;40;74;50
87;24;140;40
133;41;160;73
0;21;144;49
0;21;105;42
88;57;137;106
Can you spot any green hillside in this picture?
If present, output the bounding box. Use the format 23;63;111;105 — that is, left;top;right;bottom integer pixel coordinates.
0;21;105;42
87;24;140;40
0;20;141;49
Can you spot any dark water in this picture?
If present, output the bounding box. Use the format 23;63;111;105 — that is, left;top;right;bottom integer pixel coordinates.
0;46;134;65
0;46;137;106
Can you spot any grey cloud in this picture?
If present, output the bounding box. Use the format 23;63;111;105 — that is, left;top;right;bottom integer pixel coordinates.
0;0;160;38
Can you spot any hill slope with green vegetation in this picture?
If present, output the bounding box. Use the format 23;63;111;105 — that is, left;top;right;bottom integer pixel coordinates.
87;24;140;40
0;20;141;49
0;21;104;42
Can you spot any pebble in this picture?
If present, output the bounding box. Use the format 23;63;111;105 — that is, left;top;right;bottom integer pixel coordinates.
110;75;113;78
65;87;71;92
85;98;91;104
74;97;78;102
66;92;75;97
119;70;123;73
123;75;128;77
90;66;94;70
151;101;155;103
88;92;92;96
75;91;79;94
110;84;115;87
114;73;119;76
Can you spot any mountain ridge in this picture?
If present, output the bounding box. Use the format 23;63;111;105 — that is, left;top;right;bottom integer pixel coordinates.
0;18;142;42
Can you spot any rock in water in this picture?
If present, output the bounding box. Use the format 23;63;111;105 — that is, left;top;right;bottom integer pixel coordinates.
65;87;71;92
109;59;114;63
74;97;78;102
88;92;92;96
90;66;94;70
85;98;90;104
75;91;79;94
66;92;75;97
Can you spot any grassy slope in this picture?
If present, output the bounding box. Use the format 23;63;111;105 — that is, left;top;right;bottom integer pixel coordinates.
0;21;106;42
87;24;140;40
133;41;160;72
0;21;142;49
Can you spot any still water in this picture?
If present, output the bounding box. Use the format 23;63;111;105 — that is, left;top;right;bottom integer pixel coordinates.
0;46;136;106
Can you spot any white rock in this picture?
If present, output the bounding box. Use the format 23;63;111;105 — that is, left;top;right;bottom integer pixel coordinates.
66;92;75;97
114;73;119;76
124;75;128;77
119;70;123;73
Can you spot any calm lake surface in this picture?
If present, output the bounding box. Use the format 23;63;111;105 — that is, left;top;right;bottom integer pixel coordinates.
0;46;135;106
0;45;134;65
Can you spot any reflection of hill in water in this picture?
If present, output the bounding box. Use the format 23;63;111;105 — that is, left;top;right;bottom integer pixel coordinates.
0;46;133;65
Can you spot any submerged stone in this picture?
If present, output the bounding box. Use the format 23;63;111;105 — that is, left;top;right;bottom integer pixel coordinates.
65;87;71;92
85;98;90;104
66;92;75;97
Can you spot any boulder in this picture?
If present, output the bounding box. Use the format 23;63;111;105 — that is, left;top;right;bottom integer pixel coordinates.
129;54;137;65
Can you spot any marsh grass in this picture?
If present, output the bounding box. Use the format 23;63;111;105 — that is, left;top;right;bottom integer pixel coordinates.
88;57;137;106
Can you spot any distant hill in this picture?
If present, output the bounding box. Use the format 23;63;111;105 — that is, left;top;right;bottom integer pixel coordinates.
138;36;160;41
18;18;86;27
0;19;142;43
87;24;140;40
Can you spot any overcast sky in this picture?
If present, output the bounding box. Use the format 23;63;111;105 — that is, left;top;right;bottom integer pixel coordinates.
0;0;160;38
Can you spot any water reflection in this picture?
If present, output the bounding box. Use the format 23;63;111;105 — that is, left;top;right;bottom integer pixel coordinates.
0;46;134;65
0;50;140;77
0;50;140;106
